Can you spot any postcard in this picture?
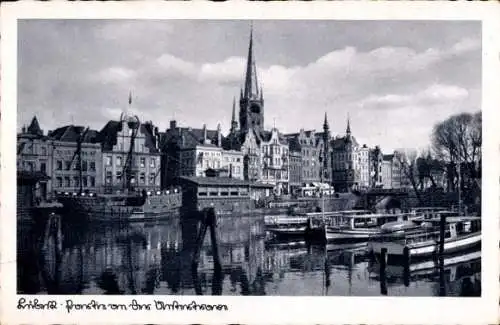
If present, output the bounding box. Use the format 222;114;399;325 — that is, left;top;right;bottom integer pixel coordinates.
1;1;499;324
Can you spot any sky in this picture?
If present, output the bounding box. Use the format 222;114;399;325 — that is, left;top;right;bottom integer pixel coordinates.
18;20;481;153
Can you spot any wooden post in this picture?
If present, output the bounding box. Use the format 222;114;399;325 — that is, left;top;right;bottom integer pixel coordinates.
207;207;222;273
191;210;208;272
438;213;446;296
439;213;446;256
380;247;388;295
403;247;410;287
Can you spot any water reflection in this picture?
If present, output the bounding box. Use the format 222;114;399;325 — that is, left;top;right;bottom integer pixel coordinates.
17;213;481;296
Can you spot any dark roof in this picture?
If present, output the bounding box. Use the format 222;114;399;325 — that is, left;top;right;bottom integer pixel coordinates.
97;120;159;152
27;116;43;136
163;125;224;150
285;135;301;152
331;135;359;150
383;154;394;161
49;125;99;143
178;176;251;186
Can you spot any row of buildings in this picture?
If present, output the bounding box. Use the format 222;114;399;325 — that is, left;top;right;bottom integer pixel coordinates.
17;29;427;200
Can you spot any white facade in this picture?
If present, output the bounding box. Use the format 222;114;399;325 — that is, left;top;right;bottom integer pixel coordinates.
260;128;289;195
179;145;244;180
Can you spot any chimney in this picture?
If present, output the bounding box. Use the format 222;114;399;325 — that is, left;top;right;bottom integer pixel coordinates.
170;120;177;130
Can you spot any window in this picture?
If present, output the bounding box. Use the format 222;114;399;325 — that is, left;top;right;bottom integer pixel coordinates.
116;171;123;183
90;176;95;187
65;161;72;170
140;172;146;184
82;177;88;187
41;147;47;155
105;171;112;184
56;177;62;187
140;158;145;168
90;161;96;171
149;173;155;185
40;162;46;173
116;156;122;167
105;156;112;166
74;177;80;187
64;177;70;187
119;143;123;151
141;144;144;152
82;161;88;171
150;158;156;168
56;160;63;170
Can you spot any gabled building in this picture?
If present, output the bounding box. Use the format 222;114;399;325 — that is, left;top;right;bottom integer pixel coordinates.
331;117;371;192
97;110;161;193
17;116;53;200
161;120;244;187
49;124;102;194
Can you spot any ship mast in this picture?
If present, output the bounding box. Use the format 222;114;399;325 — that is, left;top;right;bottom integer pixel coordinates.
121;92;141;193
69;127;89;194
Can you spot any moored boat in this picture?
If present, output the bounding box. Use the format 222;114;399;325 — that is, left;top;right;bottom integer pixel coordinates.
323;213;423;242
367;216;481;261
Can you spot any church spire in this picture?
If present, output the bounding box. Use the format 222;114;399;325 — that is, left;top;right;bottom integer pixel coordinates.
231;96;238;132
323;112;329;131
243;25;259;100
346;113;351;135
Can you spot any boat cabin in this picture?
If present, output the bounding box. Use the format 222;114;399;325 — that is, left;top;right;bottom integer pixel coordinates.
325;213;415;229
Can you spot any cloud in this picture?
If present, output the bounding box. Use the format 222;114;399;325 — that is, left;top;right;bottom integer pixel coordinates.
17;21;481;153
360;84;469;110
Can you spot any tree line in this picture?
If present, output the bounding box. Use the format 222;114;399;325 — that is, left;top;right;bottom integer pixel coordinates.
394;111;481;207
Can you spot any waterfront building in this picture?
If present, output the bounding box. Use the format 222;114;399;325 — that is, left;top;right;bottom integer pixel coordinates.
331;118;363;192
259;128;289;195
381;151;408;189
284;129;321;184
98;112;161;193
287;142;302;195
17;117;53;200
49;125;102;194
369;146;384;188
161;120;244;187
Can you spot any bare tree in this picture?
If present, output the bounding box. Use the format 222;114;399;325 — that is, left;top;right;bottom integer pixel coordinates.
395;148;423;205
431;111;481;193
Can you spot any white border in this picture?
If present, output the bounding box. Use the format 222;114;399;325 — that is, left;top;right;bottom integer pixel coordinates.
1;2;499;324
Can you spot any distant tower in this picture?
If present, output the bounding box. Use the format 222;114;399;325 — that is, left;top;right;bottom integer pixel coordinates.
230;96;238;133
239;26;264;134
346;113;351;137
322;112;331;183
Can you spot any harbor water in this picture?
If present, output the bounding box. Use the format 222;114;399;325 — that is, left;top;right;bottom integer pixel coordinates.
17;213;481;296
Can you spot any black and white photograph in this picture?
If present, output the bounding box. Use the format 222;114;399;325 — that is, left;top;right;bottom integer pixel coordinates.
15;18;483;297
2;2;500;324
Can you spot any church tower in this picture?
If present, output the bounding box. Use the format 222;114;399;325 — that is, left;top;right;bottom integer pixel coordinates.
239;27;264;134
322;112;331;183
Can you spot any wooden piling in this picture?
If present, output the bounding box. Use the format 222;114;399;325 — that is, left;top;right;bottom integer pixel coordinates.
438;213;446;296
439;213;445;256
191;207;223;295
403;247;410;287
380;247;388;295
207;207;222;272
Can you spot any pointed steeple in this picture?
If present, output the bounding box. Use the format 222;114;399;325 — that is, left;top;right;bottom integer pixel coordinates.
243;25;259;100
346;113;351;136
231;97;238;132
323;112;330;131
27;116;43;136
